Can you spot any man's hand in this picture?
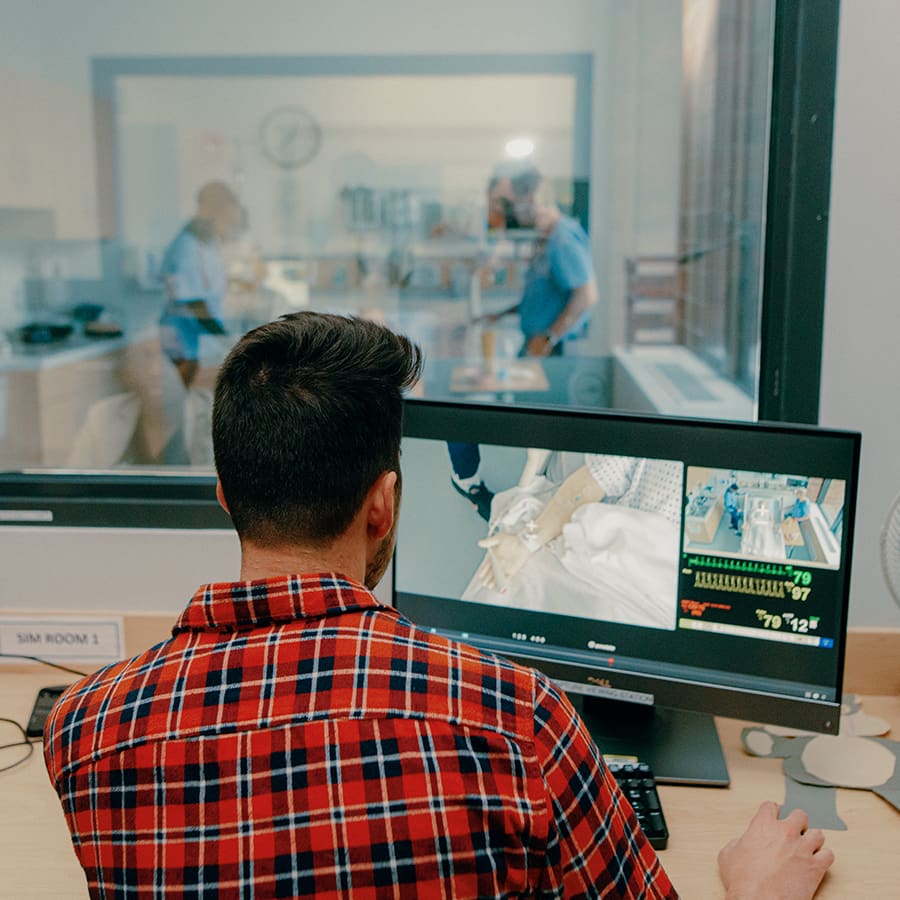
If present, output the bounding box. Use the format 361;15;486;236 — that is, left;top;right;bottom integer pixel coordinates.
718;802;834;900
476;532;532;591
525;333;554;357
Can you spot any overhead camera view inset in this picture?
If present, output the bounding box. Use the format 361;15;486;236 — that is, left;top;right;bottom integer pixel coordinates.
398;437;685;631
682;467;845;569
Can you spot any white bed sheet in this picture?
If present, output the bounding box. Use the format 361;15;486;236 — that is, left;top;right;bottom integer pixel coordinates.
462;485;680;631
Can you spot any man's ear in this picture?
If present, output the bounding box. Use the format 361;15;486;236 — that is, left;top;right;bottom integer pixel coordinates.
215;479;230;514
366;470;398;540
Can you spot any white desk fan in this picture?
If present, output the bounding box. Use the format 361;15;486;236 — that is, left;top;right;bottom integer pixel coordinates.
880;492;900;607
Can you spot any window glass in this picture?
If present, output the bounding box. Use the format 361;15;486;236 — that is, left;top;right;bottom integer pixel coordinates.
0;0;774;473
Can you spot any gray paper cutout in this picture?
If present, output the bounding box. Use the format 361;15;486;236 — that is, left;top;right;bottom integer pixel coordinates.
741;726;900;830
781;776;847;831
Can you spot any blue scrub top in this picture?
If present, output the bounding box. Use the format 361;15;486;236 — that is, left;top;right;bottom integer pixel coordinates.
519;216;595;340
159;224;228;362
160;225;227;318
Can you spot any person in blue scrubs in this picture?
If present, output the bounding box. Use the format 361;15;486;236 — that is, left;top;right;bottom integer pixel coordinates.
449;165;598;518
484;164;598;356
724;482;743;533
784;488;811;522
159;182;242;388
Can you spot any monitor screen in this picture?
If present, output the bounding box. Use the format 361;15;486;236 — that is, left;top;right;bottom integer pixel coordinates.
394;400;861;783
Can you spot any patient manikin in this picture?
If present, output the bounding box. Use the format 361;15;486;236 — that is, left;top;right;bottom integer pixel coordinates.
740;498;786;560
462;449;683;630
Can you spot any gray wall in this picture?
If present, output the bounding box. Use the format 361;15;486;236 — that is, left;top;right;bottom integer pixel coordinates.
819;0;900;626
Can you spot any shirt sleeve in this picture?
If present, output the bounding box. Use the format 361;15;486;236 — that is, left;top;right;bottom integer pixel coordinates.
549;222;595;293
532;675;678;898
584;454;639;500
162;232;205;302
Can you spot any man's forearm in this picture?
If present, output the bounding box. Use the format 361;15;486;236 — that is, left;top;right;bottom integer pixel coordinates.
548;281;598;341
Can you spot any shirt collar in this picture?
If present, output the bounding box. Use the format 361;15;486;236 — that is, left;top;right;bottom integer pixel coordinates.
172;572;389;634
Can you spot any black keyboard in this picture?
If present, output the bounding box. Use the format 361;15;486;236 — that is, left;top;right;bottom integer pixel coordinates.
605;759;669;850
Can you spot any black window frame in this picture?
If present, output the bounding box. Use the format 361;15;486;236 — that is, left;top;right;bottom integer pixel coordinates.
758;0;840;424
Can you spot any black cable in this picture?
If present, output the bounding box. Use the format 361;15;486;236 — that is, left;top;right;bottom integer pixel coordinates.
0;652;90;678
0;653;86;772
0;717;35;773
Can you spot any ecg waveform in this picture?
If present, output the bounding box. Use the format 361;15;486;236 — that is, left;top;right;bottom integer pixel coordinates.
692;571;788;598
685;556;800;577
683;554;814;602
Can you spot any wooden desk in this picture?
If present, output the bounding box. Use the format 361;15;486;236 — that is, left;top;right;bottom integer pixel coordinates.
657;696;900;897
0;670;86;897
2;670;898;898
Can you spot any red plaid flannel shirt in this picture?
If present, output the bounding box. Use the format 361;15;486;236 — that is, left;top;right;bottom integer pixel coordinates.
45;573;677;898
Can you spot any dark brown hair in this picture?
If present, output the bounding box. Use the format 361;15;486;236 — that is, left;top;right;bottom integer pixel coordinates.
213;312;423;545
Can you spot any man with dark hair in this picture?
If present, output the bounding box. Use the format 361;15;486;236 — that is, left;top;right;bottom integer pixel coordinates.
45;313;832;898
211;313;417;556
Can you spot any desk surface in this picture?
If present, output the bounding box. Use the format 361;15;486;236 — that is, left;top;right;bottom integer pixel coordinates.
2;670;898;898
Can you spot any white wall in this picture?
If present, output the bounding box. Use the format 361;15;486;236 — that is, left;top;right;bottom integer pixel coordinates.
1;0;603;74
819;0;900;627
0;528;240;615
596;1;682;353
117;73;577;255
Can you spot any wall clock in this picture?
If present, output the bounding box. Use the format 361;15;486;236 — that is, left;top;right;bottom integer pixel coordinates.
259;106;322;169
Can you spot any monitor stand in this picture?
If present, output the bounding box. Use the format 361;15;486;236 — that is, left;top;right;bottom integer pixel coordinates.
573;696;730;787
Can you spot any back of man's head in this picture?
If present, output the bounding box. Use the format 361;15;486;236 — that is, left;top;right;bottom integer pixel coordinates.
213;312;423;547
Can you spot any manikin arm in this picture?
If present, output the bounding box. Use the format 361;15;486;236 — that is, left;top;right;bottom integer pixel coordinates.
477;465;605;590
522;465;605;547
518;447;554;487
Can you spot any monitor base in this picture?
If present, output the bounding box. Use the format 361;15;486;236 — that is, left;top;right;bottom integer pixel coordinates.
574;696;730;786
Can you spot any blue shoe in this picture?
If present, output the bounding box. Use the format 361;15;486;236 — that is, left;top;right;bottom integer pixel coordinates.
451;478;494;522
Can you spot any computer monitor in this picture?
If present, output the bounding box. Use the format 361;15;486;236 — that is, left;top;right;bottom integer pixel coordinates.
394;399;861;785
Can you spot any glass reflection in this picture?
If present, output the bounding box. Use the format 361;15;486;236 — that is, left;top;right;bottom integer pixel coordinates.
0;0;776;474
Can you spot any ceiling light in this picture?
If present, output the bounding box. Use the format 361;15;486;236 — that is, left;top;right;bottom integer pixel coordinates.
504;137;535;159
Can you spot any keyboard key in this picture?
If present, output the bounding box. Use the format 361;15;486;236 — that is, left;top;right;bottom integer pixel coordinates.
605;757;669;851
